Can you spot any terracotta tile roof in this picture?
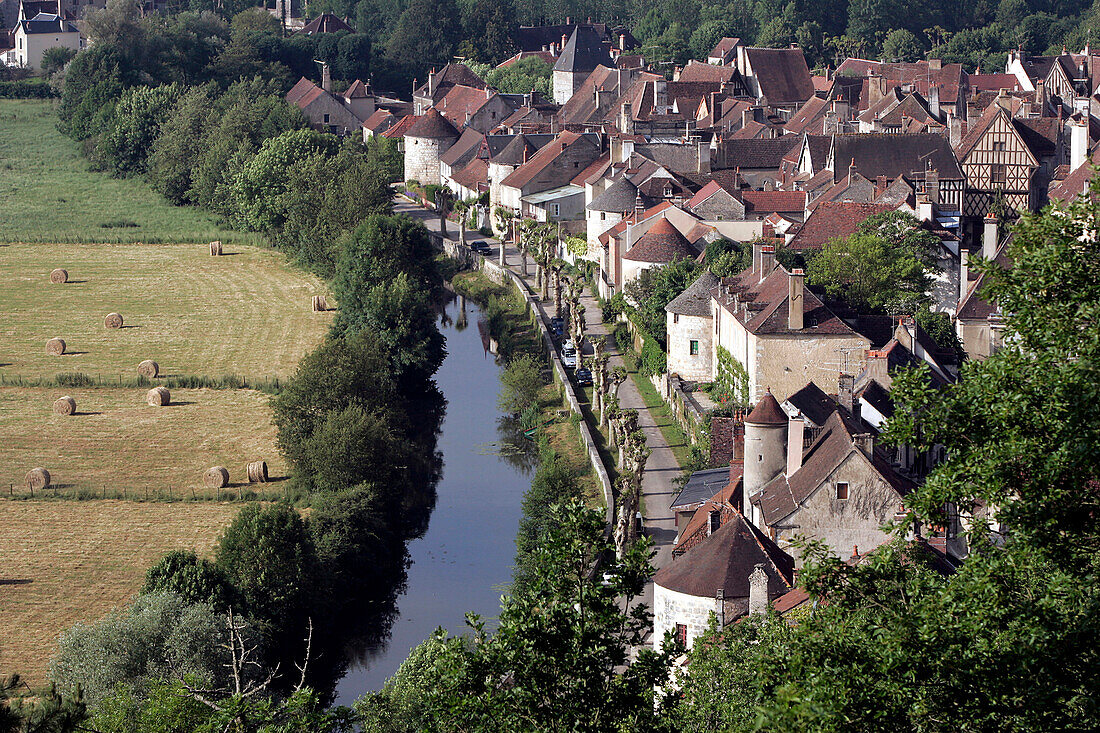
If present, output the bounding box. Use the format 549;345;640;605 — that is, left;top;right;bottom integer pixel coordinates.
622;217;698;263
746;391;787;425
772;587;812;615
783;96;830;136
750;411;914;525
405;108;460;140
711;263;861;337
968;73;1022;92
362;108;397;133
500;131;599;190
413;63;487;101
673;480;742;556
835;59;967;105
744;47;815;105
787;202;891;249
435;85;497;127
343;79;370;98
571;153;611;186
678;60;738;84
709;37;741;60
381;114;419;139
450;157;489;192
440;128;486;168
1049;148;1100;203
597;200;676;245
653;511;794;599
741;190;805;214
286;77;326;108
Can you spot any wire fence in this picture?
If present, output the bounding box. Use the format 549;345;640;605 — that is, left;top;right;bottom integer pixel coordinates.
3;481;293;503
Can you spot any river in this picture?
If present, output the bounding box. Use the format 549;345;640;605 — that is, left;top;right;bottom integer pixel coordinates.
332;294;532;704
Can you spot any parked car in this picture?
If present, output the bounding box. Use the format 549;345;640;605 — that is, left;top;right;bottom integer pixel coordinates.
574;367;592;386
470;240;490;255
563;338;575;352
549;317;564;335
560;347;577;368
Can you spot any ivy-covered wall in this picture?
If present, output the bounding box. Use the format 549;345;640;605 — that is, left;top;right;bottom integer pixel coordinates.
713;345;749;406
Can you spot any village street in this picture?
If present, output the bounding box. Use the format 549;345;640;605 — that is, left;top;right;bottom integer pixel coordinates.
394;198;680;608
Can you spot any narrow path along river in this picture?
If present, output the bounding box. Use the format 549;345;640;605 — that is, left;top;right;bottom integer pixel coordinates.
333;294;532;704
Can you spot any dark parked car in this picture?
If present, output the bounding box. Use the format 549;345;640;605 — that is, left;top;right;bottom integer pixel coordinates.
574;367;592;386
470;240;490;255
549;317;564;335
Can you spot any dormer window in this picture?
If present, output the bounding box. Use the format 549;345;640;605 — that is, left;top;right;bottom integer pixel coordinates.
708;509;721;535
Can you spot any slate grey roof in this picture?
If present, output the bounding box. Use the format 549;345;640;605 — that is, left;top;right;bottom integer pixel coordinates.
491;133;555;165
832;133;963;181
670;466;732;510
666;271;719;316
785;381;839;427
553;25;613;74
587;177;655;212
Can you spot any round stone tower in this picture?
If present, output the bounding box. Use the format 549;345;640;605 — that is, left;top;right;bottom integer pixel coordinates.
402;108;460;187
742;390;788;526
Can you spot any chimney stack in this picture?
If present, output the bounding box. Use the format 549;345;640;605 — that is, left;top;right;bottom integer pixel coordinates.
759;244;776;283
787;412;805;476
748;564;769;615
929;84;941;119
1070;117;1089;170
321;62;332;93
959;249;969;304
983;213;998;260
620;33;626;51
838;374;854;413
788;268;804;330
853;433;874;457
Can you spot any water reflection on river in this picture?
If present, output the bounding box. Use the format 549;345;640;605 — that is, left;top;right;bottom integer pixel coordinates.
333;294;533;703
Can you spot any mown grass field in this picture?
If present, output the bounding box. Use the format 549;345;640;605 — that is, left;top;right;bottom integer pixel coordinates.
0;387;288;498
0;99;256;244
0;500;242;683
0;242;332;381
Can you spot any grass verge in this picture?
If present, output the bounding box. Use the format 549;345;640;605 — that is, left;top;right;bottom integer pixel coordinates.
620;350;691;470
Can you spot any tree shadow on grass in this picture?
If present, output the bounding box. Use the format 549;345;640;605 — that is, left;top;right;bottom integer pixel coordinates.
74;411;103;416
164;400;196;406
0;578;32;585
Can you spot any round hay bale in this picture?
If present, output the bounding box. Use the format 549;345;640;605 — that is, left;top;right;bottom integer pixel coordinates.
311;295;328;312
104;312;124;329
50;268;68;284
26;468;50;491
146;386;171;406
203;466;229;489
137;359;160;378
53;396;76;415
45;337;66;356
246;460;269;483
209;240;223;256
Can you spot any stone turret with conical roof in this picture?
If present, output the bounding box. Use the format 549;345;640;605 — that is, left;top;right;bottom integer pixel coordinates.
742;390;788;522
403;108;461;186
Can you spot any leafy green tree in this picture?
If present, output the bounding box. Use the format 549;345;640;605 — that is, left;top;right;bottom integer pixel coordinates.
459;0;518;64
298;404;408;491
147;83;216;203
91;678;212;733
881;27;924;61
336;34;372;81
497;353;543;414
50;592;233;706
387;0;461;69
623;257;701;343
94;84;183;176
143;550;236;611
347;273;447;378
430;501;678;731
1;674;87;733
355;635;457;733
511;449;584;592
40;47;77;77
469;56;552;96
215;504;318;643
230;6;281;38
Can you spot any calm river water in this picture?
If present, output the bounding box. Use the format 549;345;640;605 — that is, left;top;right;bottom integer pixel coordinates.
333;295;532;703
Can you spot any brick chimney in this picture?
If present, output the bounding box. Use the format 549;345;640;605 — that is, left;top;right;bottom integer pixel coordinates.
983;213;998;260
787;412;804;476
788;268;804;330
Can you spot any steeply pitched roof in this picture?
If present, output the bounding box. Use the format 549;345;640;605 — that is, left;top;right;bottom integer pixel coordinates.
678;60;739;84
744;47;815;105
587;176;655;212
666;271;720;316
832;133;963;181
653;511;794;599
718;137;801;169
450;157;489;192
500;131;599;190
296;12;354;35
746;391;787;425
343;80;370;98
553;25;613;73
362;108;397;134
404;108;460;140
711;264;862;337
623;217;698;263
787;202;891;250
750;411;915;525
440;128;486;169
670;465;734;510
784;382;840;427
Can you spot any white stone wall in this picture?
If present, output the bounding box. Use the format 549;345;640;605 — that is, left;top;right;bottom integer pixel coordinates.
404;136;451;186
553;69;576;105
653;585;723;652
14;27;81;70
666;312;714;381
586;208;621;246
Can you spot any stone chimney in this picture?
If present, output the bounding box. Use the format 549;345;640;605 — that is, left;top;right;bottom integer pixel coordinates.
959;249;969;303
759;244;776;283
853;433;874;457
787;412;805;476
948;112;962;149
1070;117;1089;170
788;268;804;330
928;58;942;72
321;62;332;93
838;373;854;412
620;33;627;51
748;564;769;615
868;74;886;107
983;213;998;260
929;84;941;119
865;350;889;384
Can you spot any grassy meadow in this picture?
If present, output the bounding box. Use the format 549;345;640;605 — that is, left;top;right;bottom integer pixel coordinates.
0;99;256;244
0;500;242;682
0;386;289;499
0;242;332;381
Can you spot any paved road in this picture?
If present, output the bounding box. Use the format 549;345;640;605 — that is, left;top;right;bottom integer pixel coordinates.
395;199;681;607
